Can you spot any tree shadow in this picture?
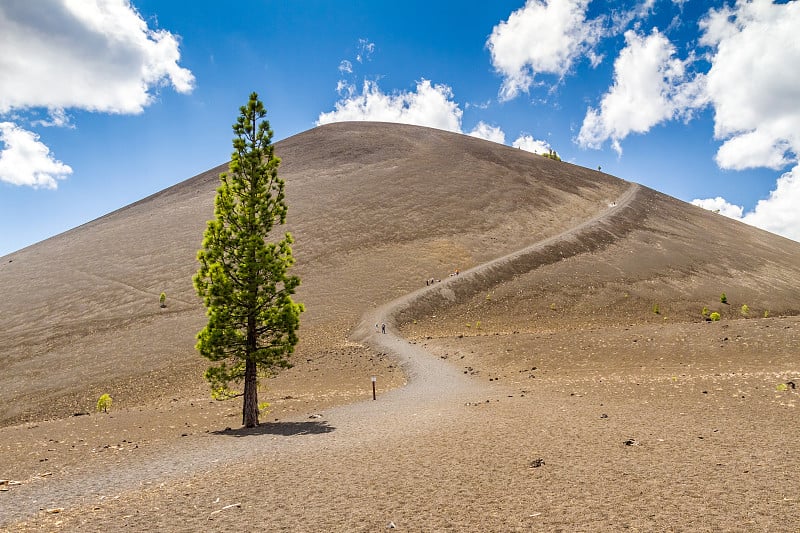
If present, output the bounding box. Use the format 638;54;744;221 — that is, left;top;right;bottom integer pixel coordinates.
212;420;336;437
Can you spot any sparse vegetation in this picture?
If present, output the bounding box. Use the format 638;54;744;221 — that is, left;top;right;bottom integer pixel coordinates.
709;312;721;322
541;149;561;161
720;293;728;304
159;292;166;308
96;393;112;413
652;303;660;315
740;304;749;316
701;306;710;318
764;310;770;318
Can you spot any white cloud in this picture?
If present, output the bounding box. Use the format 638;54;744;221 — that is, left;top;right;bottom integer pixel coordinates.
465;100;491;110
468;122;506;144
317;79;463;133
577;29;706;154
690;196;744;219
741;166;800;241
0;0;193;189
338;60;353;74
356;38;375;63
512;134;551;155
699;0;800;171
487;0;604;101
0;0;194;115
0;122;72;189
32;108;73;129
692;166;800;242
715;130;791;171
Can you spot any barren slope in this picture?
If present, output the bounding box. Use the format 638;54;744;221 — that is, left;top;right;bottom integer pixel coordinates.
0;122;626;425
2;122;800;531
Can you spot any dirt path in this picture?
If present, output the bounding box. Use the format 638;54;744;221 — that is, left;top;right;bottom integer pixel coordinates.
1;184;639;528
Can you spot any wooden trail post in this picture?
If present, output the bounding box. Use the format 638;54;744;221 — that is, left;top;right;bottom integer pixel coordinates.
371;376;377;400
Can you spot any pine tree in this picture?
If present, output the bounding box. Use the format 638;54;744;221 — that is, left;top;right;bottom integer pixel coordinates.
194;92;303;428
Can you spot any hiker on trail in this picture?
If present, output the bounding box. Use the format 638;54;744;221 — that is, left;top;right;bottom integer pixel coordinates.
381;323;386;334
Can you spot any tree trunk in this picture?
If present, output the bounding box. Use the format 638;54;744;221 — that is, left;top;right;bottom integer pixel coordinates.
243;313;259;427
243;356;259;427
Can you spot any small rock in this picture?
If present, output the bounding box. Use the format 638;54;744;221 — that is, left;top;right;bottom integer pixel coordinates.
309;414;323;419
530;458;545;468
600;414;608;419
387;521;396;529
623;439;639;446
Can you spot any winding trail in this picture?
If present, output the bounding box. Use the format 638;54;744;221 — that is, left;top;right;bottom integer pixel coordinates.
1;183;639;527
351;183;639;385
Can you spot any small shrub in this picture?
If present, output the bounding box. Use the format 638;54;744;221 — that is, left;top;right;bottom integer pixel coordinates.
740;304;749;316
159;292;166;308
96;393;112;413
549;303;557;311
701;306;710;318
475;321;481;329
210;386;239;401
776;383;788;392
720;293;727;304
709;312;721;322
764;310;770;318
258;401;270;413
542;148;561;161
652;303;660;315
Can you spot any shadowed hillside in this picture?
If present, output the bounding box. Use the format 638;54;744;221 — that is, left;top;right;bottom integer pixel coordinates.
1;121;799;427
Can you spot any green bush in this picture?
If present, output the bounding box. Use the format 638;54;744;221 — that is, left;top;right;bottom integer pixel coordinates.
709;312;721;322
701;306;710;318
96;393;112;413
740;304;749;316
720;293;727;304
764;310;770;318
652;303;660;315
159;292;166;308
541;149;561;161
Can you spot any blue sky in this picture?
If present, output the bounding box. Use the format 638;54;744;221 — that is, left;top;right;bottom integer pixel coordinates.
1;0;799;257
